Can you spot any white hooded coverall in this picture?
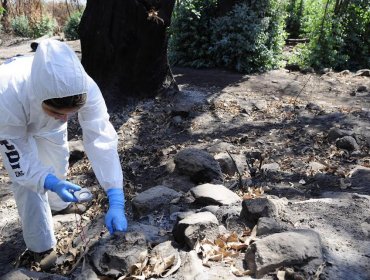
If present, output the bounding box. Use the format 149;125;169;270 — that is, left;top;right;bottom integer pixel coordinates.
0;40;123;252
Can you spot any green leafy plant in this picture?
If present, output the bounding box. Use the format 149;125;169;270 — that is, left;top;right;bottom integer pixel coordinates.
31;15;57;38
168;0;217;68
289;0;370;70
11;15;32;37
63;11;82;40
169;0;287;73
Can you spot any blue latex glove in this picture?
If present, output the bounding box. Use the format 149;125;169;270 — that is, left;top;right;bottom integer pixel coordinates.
105;188;128;234
44;174;81;202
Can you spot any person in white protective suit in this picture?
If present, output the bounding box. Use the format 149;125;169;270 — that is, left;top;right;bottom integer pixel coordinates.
0;39;127;268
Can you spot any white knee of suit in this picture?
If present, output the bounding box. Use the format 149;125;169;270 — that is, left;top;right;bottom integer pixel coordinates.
34;129;70;211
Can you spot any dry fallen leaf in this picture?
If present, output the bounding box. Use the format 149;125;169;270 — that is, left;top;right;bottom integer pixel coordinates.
230;265;252;277
242;187;264;200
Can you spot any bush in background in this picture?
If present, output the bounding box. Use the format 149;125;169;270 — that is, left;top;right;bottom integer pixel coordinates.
288;0;370;70
169;0;287;73
31;15;57;38
210;1;286;73
168;0;217;68
63;11;82;40
11;15;31;37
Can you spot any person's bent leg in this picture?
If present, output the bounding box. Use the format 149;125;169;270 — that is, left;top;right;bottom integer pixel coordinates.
12;182;56;253
35;127;70;212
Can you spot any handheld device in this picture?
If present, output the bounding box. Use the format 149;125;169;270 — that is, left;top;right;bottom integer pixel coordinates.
73;188;93;202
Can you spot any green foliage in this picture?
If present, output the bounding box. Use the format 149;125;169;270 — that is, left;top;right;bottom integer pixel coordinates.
0;6;5;17
169;0;217;68
169;0;287;73
285;0;304;38
210;2;287;73
63;11;82;40
32;16;57;38
11;15;56;38
289;0;370;70
11;15;32;37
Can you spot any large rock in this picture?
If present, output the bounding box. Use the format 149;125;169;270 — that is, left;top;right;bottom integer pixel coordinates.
174;148;223;183
177;250;208;280
214;152;246;176
132;185;182;217
129;222;171;244
327;128;352;143
240;197;281;224
90;232;148;277
336;136;359;151
245;230;323;278
190;183;241;206
256;217;284;236
172;212;219;249
350;166;370;189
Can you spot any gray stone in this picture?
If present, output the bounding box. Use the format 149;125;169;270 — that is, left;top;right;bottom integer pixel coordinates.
350;166;370;189
53;213;81;231
129;222;171;244
215;203;244;231
241;197;279;224
214;152;245;176
357;85;367;92
178;250;207;280
172;212;219;249
327;127;352;142
162;175;196;192
256;217;283;236
75;259;100;280
306;102;321;111
245;230;323;278
261;162;280;173
171;90;208;117
199;205;220;215
207;141;239;154
0;268;69;280
336;136;359;151
132;185;182;217
190;183;241;206
90;232;148;276
308;161;326;171
313;173;340;188
174;148;223;183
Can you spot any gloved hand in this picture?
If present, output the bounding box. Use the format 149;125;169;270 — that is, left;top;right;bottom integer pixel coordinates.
105;188;128;234
44;174;81;202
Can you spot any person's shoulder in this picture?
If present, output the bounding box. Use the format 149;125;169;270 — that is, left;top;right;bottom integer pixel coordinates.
0;55;33;85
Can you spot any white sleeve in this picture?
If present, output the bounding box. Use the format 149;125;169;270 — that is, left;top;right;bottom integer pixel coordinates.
0;137;52;193
78;78;123;191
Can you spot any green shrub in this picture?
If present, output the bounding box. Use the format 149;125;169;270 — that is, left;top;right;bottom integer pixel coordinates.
168;0;217;68
210;1;287;73
11;15;31;37
169;0;287;73
32;15;57;38
64;11;82;40
289;0;370;70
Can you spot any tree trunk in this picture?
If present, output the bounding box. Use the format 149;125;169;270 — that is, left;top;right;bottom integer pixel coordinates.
79;0;178;105
1;0;10;32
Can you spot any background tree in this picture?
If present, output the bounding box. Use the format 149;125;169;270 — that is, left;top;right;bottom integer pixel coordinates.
0;0;9;32
79;0;178;105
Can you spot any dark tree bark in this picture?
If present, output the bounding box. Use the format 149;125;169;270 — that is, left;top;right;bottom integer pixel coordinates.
1;0;10;32
79;0;178;105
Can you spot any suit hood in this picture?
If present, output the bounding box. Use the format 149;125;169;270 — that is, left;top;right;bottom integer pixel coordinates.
31;39;88;102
